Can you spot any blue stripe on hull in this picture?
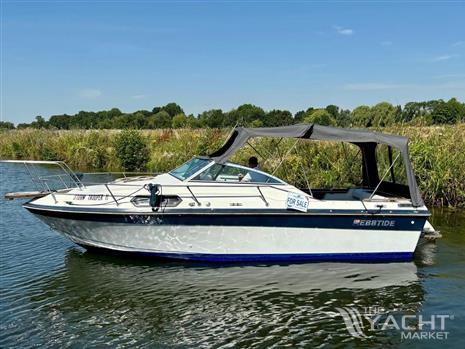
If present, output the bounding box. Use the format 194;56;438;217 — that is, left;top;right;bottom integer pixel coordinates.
80;245;413;262
27;206;427;231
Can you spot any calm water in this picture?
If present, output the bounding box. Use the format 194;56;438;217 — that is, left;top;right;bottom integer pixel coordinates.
1;164;464;348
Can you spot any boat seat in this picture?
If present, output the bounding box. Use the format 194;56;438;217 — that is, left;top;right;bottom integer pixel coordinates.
320;188;372;201
303;188;384;201
351;189;372;200
322;191;353;200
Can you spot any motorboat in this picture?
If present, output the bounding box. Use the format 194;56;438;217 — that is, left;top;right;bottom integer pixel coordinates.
2;124;434;262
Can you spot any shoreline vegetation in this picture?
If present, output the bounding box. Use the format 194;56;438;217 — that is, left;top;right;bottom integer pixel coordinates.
1;124;464;208
1;100;464;207
1;99;464;131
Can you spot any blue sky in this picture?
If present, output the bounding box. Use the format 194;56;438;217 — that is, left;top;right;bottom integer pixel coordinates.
1;1;465;124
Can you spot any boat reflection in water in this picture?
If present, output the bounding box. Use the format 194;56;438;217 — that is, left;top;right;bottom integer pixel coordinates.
28;249;427;347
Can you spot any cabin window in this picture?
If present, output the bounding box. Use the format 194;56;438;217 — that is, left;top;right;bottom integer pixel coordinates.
229;139;365;190
375;145;407;185
373;145;410;199
131;195;182;207
192;163;281;184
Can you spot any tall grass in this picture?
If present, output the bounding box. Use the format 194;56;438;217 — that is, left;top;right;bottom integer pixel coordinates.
1;125;464;207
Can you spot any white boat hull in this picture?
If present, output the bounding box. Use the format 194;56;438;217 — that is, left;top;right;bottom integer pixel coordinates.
36;214;422;262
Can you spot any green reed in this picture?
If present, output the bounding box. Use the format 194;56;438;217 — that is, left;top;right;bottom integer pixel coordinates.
1;125;464;207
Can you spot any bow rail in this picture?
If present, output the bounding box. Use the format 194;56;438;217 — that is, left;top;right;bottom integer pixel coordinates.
1;160;295;206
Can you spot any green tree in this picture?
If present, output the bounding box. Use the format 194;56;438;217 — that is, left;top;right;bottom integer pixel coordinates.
31;116;47;129
371;102;397;127
351;105;372;127
294;110;306;123
325;105;340;119
148;111;171;129
336;109;351;127
401;102;421;123
264;109;293;127
401;100;442;124
186;115;201;128
108;108;123;118
0;121;15;129
12;98;465;131
448;98;465;122
133;109;152;117
431;102;454;124
249;119;263;127
48;114;71;129
226;104;265;127
128;112;147;129
96;118;114;129
113;115;131;129
153;102;184;117
431;98;465;124
304;109;336;126
172;113;188;128
114;129;148;171
198;109;225;128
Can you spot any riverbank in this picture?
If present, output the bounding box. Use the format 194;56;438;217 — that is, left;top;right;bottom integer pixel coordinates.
1;124;464;207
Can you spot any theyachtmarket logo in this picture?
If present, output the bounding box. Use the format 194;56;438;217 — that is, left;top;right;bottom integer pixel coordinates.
336;306;454;340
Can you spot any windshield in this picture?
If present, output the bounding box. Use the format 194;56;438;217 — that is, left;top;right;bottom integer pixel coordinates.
169;158;212;180
192;163;283;184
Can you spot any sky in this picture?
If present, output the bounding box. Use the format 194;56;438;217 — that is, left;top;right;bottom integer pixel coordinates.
1;0;465;124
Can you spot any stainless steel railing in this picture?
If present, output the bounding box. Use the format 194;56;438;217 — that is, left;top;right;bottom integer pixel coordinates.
1;160;297;207
42;182;289;206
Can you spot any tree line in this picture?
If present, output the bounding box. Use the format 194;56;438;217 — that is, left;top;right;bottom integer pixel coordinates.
1;98;464;130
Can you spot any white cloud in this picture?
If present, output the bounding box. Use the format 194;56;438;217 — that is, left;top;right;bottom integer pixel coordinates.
452;41;464;47
334;26;354;36
78;88;102;99
431;54;458;62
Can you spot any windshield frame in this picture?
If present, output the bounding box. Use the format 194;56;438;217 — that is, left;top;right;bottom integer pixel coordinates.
188;161;287;185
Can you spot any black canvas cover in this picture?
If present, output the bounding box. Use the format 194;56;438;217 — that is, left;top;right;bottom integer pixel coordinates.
209;124;424;207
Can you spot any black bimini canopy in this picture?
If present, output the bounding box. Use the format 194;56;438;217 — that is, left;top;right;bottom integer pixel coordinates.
209;124;423;207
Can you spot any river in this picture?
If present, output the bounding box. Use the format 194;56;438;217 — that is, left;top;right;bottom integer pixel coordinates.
1;164;464;348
